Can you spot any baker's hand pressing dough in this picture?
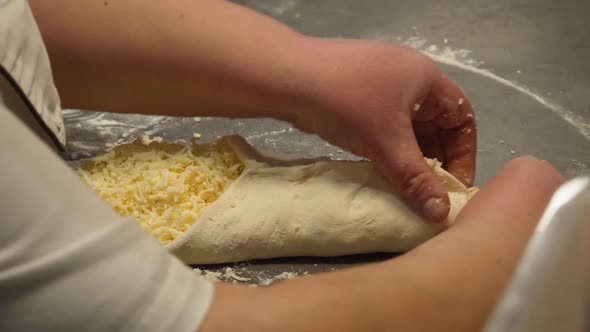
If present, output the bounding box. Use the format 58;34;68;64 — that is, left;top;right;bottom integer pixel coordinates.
79;136;476;264
168;136;476;264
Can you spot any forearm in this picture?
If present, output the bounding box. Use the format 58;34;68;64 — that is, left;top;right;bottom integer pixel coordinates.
200;158;564;332
29;0;312;118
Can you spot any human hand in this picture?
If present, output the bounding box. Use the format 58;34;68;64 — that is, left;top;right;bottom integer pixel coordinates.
199;157;564;332
287;38;476;222
31;0;472;224
35;0;472;223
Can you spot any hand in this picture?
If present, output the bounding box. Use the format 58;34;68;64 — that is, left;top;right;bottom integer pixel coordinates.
31;0;473;223
287;38;477;222
199;157;564;332
32;0;473;222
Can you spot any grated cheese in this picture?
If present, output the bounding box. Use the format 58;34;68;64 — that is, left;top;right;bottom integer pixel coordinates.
77;139;244;245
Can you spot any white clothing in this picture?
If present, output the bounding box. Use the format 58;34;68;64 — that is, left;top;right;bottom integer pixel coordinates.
0;1;213;331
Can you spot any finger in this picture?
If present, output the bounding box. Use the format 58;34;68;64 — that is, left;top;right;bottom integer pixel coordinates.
373;116;451;222
412;97;441;122
428;73;477;184
456;157;565;227
431;76;473;130
398;158;565;331
441;119;477;186
414;122;446;165
411;157;564;273
417;135;445;165
412;73;467;125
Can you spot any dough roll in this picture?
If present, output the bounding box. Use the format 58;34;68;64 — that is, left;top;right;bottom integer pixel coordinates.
167;136;477;264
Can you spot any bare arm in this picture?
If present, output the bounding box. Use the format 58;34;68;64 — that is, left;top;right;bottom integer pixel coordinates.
29;0;476;221
200;157;564;332
29;0;309;118
23;4;561;330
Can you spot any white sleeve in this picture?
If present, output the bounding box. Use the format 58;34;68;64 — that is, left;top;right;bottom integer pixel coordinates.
0;108;213;331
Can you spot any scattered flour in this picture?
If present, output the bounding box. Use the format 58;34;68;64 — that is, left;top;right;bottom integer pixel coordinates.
248;0;298;16
259;272;299;286
245;127;294;140
390;35;590;141
223;267;252;282
63;109;168;139
193;268;223;282
92;119;126;126
193;267;302;286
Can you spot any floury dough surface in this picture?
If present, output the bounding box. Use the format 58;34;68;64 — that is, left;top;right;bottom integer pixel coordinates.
168;136;477;264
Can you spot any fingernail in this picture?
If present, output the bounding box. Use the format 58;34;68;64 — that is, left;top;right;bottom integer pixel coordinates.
423;197;448;222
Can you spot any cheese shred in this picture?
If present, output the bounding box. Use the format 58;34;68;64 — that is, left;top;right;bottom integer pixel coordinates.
77;139;244;244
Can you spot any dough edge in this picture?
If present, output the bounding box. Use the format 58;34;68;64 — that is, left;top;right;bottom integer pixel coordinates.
166;136;478;264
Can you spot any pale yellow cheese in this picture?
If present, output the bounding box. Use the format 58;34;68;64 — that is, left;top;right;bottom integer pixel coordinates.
77;139;244;244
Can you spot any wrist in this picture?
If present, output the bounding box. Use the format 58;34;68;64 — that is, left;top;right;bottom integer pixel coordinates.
272;37;349;127
251;35;332;122
278;38;399;123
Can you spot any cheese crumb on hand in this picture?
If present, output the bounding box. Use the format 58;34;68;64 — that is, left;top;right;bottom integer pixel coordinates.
77;140;244;245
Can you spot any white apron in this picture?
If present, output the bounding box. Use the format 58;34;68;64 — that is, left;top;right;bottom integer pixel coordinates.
0;2;212;331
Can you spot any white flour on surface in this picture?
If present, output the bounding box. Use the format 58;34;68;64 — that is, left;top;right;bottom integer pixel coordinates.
247;0;299;16
245;127;294;140
193;268;224;282
193;267;304;286
381;35;590;141
259;271;300;286
63;110;169;138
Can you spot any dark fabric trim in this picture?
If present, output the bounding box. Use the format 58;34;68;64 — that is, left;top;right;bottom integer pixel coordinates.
0;64;64;152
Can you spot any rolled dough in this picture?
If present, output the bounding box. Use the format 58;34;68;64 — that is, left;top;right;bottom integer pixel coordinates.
167;136;477;264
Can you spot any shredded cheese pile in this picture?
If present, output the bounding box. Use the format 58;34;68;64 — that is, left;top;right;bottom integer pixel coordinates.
78;139;244;244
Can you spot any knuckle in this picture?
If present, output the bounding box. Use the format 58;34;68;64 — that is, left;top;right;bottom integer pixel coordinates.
504;156;541;170
503;156;559;178
504;156;560;175
400;171;437;202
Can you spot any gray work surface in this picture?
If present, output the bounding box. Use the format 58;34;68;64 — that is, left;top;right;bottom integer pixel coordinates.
63;0;590;284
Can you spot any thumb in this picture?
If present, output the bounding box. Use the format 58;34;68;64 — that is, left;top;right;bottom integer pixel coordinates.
371;119;450;222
